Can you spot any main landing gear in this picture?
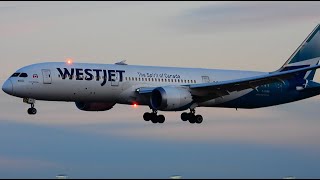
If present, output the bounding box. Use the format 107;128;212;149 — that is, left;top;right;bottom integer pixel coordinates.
181;109;203;124
143;109;203;124
23;98;37;115
143;110;165;124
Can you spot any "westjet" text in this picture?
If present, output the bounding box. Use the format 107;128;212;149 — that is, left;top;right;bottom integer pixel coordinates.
57;68;125;86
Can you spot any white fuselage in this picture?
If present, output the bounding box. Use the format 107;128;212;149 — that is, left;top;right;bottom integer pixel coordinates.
7;62;266;107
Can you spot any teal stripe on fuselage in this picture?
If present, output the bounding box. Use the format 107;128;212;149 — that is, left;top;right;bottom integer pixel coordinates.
214;82;320;109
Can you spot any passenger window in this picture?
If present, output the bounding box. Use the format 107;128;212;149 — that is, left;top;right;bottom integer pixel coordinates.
19;73;28;77
11;73;20;77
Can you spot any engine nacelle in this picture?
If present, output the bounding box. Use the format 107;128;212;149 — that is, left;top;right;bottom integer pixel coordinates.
150;86;193;111
75;102;115;111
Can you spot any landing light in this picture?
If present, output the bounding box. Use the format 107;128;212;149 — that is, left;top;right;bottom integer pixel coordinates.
66;58;73;65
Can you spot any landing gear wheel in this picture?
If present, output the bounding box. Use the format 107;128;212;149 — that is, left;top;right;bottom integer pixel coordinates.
149;112;157;123
27;108;32;115
143;112;151;121
151;117;158;123
158;115;165;123
195;115;203;124
28;107;37;115
189;114;196;124
181;112;188;121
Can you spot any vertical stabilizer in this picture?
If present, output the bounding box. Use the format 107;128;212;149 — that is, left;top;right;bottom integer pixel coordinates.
279;24;320;80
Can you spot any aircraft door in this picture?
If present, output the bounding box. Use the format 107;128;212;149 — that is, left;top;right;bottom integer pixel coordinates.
202;76;210;83
42;69;52;84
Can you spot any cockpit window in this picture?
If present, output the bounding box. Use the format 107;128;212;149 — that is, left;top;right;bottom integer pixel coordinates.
11;73;20;77
19;73;28;77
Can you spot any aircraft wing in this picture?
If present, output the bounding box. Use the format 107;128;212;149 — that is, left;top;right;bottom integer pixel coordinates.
136;64;320;101
189;64;320;95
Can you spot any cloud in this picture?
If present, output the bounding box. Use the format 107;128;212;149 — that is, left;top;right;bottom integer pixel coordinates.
173;2;320;33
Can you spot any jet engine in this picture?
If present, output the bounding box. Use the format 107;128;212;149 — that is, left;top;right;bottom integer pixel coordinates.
150;86;193;111
75;102;115;111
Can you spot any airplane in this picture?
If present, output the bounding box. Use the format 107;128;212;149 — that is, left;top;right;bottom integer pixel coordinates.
3;24;320;124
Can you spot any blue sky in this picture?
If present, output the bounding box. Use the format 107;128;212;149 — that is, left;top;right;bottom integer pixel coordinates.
1;1;320;178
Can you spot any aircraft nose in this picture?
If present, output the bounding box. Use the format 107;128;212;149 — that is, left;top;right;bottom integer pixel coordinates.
2;79;13;95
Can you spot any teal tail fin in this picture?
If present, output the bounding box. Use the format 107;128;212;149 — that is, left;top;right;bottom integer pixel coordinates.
279;24;320;80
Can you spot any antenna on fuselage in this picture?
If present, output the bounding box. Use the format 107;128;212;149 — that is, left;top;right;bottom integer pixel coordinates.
115;60;127;65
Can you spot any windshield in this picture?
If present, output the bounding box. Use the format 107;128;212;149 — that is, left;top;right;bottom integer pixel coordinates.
19;73;28;78
11;73;20;77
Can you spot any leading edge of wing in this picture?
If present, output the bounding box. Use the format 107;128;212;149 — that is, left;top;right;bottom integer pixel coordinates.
136;87;155;94
189;64;320;91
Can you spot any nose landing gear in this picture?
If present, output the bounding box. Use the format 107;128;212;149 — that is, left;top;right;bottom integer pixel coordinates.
23;98;37;115
27;104;37;115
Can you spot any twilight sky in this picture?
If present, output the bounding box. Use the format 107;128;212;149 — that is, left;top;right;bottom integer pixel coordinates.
1;1;320;178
